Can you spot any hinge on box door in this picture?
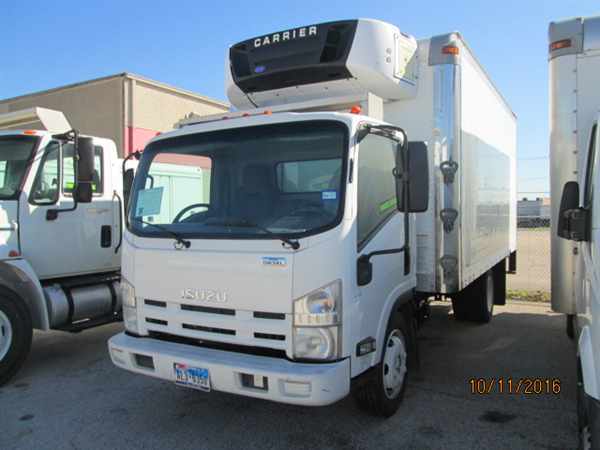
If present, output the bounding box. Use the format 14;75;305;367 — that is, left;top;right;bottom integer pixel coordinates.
440;160;458;184
440;255;458;279
440;208;458;233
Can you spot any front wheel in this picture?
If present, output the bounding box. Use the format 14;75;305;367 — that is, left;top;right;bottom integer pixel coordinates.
353;312;410;417
0;294;33;386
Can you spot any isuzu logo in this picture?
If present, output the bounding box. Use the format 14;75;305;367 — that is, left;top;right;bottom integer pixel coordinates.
253;26;318;48
181;288;228;303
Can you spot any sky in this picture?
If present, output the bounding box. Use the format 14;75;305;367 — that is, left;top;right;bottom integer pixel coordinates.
1;1;599;198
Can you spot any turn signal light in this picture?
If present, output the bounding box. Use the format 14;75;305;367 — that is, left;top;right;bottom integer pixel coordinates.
350;105;362;114
442;45;459;55
550;39;572;52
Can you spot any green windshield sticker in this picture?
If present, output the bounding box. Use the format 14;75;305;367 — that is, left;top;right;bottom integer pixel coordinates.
135;187;164;217
379;197;397;214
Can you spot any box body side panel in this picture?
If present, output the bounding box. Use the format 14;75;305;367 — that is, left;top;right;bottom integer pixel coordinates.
458;48;517;290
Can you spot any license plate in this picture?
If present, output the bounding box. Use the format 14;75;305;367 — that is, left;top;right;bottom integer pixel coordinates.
173;363;210;391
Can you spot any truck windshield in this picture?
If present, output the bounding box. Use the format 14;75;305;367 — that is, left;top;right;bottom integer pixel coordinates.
0;135;38;200
128;120;348;240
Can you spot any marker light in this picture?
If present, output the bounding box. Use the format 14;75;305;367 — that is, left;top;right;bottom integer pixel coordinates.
550;39;572;52
23;130;37;135
263;110;272;115
8;250;19;257
350;105;362;114
242;113;251;117
442;45;459;55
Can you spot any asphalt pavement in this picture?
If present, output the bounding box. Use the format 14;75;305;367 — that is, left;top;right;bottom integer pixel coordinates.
0;300;577;450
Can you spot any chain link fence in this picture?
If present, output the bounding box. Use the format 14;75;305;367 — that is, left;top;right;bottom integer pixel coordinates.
507;215;551;302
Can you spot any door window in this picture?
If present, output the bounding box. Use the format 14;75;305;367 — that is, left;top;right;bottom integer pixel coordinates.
62;144;104;195
30;142;60;204
357;134;398;247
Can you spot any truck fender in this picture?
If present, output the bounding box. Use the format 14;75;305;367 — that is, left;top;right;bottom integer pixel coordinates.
0;259;50;331
579;325;600;400
369;284;415;368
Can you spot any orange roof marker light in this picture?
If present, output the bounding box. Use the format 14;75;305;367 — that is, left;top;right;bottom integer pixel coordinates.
263;110;272;115
350;105;362;114
23;130;37;136
442;45;459;55
550;39;572;52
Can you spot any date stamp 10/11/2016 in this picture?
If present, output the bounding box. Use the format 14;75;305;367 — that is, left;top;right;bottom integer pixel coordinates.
469;378;562;395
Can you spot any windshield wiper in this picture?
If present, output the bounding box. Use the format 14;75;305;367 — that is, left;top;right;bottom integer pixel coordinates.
132;217;191;248
208;218;300;250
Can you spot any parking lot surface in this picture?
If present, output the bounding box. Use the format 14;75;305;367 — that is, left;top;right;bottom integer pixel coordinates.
0;301;576;450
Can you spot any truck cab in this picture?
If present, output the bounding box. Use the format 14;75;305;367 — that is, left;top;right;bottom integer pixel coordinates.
0;108;124;385
111;107;428;414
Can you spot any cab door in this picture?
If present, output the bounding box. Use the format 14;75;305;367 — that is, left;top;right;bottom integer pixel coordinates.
354;132;411;370
19;139;118;279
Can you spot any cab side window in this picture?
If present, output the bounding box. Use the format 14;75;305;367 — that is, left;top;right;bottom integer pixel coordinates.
31;142;60;204
357;134;398;248
584;124;598;209
62;143;104;195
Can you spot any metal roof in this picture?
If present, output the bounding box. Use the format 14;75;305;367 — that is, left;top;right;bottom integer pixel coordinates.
0;72;229;109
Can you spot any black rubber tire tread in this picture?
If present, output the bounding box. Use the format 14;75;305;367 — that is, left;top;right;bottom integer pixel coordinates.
493;261;507;306
451;271;494;324
353;310;410;418
0;292;33;386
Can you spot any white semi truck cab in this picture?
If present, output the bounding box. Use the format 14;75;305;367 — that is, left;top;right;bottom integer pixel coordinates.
109;19;516;417
0;107;130;385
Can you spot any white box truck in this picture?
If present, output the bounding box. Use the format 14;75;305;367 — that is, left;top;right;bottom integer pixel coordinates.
550;15;600;447
109;18;516;417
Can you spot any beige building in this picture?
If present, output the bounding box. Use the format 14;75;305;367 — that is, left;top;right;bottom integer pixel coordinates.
0;73;229;157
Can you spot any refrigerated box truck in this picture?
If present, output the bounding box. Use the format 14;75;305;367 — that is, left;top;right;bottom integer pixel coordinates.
550;15;600;447
109;18;517;417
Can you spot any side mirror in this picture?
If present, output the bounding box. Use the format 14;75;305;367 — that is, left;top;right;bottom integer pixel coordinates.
396;141;429;213
557;181;589;241
74;136;94;203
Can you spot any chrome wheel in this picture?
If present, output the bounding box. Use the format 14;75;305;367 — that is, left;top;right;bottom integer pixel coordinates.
0;310;13;360
382;330;407;399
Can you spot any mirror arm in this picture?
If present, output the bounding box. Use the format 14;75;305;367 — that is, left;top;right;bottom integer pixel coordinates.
46;130;81;221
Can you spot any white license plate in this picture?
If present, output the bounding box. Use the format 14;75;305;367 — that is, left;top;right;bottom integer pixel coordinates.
173;363;210;391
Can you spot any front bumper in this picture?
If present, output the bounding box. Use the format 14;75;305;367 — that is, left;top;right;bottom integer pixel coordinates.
108;332;350;406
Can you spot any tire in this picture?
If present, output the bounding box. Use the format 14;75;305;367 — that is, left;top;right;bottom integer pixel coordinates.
492;261;506;306
0;294;33;386
451;270;494;323
567;315;576;340
353;311;410;417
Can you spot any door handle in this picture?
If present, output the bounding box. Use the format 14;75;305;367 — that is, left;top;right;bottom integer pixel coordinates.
101;225;112;248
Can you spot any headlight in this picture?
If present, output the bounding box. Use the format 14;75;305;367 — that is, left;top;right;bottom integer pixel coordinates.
121;279;139;334
292;280;341;360
293;280;341;326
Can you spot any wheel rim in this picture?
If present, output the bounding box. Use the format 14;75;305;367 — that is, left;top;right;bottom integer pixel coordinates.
382;330;408;399
486;271;494;313
0;310;13;360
